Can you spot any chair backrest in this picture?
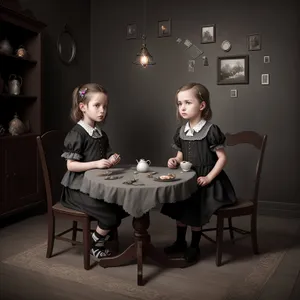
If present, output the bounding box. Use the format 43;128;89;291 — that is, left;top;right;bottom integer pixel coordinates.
37;130;66;212
225;131;268;206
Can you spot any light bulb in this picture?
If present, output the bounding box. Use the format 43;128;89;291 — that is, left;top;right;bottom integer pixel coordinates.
140;55;149;66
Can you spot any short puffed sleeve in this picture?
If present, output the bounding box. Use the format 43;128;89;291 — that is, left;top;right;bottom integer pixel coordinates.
171;126;182;151
207;125;226;152
61;130;84;161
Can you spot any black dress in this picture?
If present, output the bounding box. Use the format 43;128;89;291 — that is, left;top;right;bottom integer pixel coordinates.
60;124;127;230
161;122;237;227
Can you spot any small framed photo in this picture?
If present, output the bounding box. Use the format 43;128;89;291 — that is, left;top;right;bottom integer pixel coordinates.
201;24;216;44
188;60;195;72
261;74;269;85
230;89;238;98
264;56;270;63
248;33;261;51
217;55;249;85
158;19;171;37
126;23;137;39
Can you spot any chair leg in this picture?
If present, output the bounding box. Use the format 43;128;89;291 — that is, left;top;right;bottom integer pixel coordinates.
83;218;91;270
251;214;259;254
72;221;78;245
228;217;235;244
216;216;224;267
46;215;55;258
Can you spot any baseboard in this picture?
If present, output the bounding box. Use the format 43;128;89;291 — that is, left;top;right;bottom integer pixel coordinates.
258;201;300;218
0;200;46;228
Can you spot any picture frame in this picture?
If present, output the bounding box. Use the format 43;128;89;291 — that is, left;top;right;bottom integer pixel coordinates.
230;89;238;98
188;60;195;72
217;55;249;85
126;23;137;39
261;74;269;85
264;55;270;63
248;33;261;51
201;24;216;44
158;19;171;37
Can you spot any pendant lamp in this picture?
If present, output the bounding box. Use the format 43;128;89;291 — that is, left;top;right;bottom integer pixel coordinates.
132;0;156;68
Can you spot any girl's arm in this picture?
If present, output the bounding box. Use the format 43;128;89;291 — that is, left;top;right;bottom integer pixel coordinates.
206;148;227;182
67;159;111;172
168;151;183;168
174;151;183;164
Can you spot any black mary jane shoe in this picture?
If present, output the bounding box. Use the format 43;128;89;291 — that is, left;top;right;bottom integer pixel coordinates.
164;241;187;256
184;246;201;263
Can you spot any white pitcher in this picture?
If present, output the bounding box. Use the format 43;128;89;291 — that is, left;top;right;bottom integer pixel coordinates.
8;74;22;95
136;159;151;173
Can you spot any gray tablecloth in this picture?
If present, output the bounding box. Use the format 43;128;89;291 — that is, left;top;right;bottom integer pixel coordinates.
80;166;198;218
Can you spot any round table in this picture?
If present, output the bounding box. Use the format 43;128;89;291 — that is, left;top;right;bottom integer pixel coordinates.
80;165;198;285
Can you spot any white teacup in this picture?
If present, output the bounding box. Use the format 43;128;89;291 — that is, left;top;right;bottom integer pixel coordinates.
180;161;192;172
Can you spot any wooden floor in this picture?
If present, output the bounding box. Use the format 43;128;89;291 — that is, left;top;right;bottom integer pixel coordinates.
0;208;299;300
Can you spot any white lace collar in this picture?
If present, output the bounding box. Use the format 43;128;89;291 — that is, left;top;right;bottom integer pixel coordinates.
184;119;206;136
77;120;102;137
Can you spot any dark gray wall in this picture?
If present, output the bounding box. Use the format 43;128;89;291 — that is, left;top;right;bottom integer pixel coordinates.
91;0;300;213
19;0;91;131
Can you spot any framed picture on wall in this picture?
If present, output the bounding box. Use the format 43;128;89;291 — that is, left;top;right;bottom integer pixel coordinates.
158;19;172;37
217;55;249;85
230;89;238;98
248;33;261;51
126;23;137;39
201;24;216;43
261;74;269;85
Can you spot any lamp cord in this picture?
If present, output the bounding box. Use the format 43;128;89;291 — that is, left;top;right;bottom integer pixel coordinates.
143;0;147;40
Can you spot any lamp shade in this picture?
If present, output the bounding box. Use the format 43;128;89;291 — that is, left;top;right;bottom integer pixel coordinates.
132;42;156;68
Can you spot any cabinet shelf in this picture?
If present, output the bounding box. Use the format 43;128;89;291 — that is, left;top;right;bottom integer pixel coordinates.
0;94;37;101
0;52;37;65
0;5;46;219
0;132;37;140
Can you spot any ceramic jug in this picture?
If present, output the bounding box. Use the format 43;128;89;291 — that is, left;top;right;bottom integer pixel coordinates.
136;159;151;173
0;38;13;55
16;45;28;58
8;74;22;95
8;113;26;136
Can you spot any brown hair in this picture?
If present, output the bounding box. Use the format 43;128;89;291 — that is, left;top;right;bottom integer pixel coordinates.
175;82;212;121
70;83;108;122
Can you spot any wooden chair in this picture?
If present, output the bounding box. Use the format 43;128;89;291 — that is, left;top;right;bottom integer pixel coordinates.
201;131;268;266
37;130;100;270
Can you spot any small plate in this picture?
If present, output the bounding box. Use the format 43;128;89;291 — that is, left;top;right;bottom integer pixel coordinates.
221;40;232;52
153;176;179;182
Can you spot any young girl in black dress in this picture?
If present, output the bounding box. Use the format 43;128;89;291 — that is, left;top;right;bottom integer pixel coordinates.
161;83;237;263
60;83;127;260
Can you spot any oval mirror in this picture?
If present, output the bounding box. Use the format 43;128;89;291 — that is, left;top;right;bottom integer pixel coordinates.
57;24;76;65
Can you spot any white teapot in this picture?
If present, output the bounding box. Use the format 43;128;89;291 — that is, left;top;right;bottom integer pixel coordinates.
136;158;151;173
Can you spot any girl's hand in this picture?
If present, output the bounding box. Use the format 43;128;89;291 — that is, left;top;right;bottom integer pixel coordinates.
197;176;211;186
109;153;121;166
95;159;112;169
168;158;178;169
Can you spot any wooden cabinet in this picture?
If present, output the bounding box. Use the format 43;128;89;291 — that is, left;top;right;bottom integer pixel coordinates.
0;5;46;218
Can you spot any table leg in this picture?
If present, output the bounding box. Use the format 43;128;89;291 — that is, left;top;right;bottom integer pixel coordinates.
99;213;187;285
137;240;143;286
98;243;136;267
